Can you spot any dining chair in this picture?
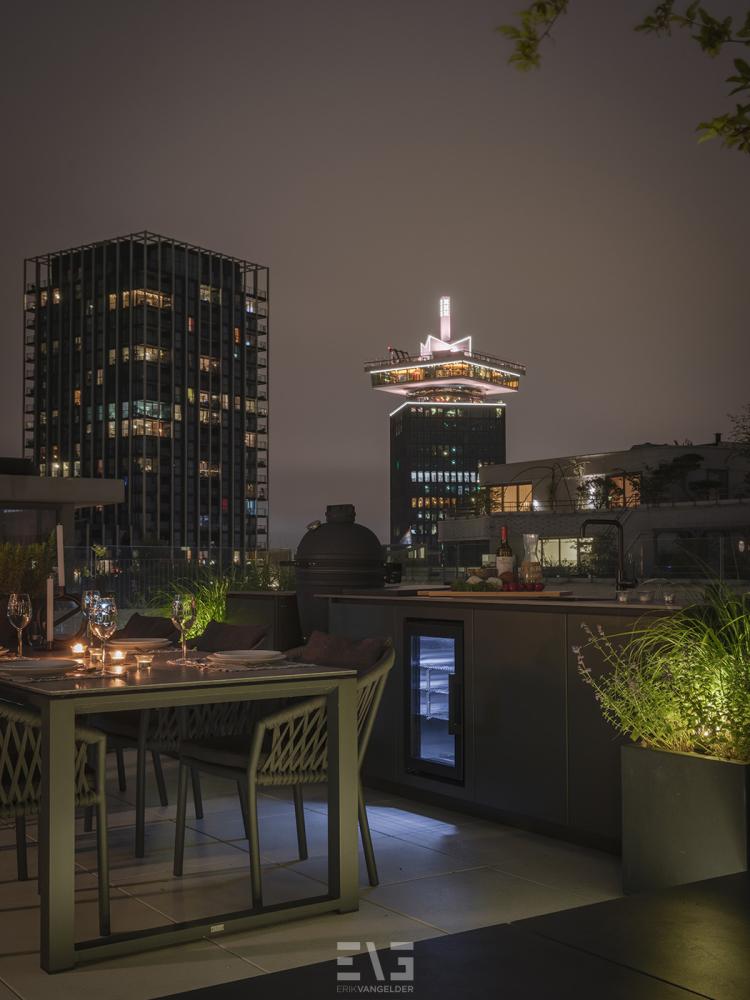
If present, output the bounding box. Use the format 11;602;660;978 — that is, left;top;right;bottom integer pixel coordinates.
94;622;269;857
0;701;110;936
173;643;395;906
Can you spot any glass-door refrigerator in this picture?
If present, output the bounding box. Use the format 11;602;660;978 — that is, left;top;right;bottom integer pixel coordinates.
405;620;464;783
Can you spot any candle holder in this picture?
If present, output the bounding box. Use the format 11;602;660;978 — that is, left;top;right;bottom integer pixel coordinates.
135;653;153;675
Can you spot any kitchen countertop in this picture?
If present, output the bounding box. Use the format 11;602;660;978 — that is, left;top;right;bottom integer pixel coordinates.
326;592;677;613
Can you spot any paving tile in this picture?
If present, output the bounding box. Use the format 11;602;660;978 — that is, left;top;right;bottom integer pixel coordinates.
0;979;20;1000
365;867;591;934
0;938;260;1000
217;898;444;974
0;882;165;961
485;831;622;902
124;865;326;924
292;829;477;888
76;826;248;888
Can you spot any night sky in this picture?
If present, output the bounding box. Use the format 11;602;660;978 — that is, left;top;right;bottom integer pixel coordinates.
1;0;747;547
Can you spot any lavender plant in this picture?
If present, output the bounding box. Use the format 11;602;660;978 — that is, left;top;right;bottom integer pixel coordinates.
574;586;750;762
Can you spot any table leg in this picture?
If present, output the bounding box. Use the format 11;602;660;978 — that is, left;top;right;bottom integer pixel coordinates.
40;700;76;973
327;677;359;912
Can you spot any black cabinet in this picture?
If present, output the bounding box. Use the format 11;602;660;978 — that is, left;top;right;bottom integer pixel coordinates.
328;601;400;783
566;613;626;843
473;608;567;826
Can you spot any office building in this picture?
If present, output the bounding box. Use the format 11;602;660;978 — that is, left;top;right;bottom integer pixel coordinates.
23;231;268;563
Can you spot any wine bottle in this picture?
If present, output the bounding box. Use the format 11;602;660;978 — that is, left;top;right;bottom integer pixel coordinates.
495;526;514;577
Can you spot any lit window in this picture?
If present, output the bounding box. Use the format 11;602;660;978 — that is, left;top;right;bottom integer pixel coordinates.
200;285;222;305
52;288;61;304
188;317;195;332
119;289;172;310
245;432;256;448
96;369;103;385
108;293;117;311
73;389;81;406
488;483;533;513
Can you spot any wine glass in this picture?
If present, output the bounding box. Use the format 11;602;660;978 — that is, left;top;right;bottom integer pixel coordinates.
7;592;32;658
82;589;101;645
170;595;196;665
89;596;118;672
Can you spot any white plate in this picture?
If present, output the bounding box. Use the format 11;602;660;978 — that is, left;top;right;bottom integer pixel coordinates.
207;649;285;664
0;658;79;677
116;638;173;650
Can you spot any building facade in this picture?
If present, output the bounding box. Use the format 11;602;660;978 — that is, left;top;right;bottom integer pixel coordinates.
365;297;525;557
23;232;268;564
439;441;750;580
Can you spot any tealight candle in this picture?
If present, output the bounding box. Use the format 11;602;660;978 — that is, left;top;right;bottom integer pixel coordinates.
112;649;125;661
71;642;87;656
135;653;153;674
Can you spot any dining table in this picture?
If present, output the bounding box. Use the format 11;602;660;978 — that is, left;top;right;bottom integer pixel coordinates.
0;650;360;973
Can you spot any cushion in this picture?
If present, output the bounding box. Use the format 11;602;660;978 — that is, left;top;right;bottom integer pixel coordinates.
286;631;387;673
116;613;178;641
193;620;268;654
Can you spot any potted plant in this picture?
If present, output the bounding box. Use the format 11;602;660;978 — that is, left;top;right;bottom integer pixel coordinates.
574;587;750;893
0;536;56;646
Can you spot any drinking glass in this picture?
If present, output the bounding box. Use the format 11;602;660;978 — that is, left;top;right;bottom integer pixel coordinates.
170;595;196;665
82;589;101;645
89;596;118;671
7;592;32;658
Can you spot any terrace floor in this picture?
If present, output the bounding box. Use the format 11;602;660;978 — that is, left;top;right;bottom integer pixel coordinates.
0;756;622;1000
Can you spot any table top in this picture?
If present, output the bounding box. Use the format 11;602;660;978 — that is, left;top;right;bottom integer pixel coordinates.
0;650;355;700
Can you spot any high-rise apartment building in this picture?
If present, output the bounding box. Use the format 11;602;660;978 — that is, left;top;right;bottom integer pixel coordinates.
365;297;525;557
23;232;268;563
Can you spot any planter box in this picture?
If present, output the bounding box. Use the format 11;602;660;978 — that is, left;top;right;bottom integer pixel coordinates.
622;744;749;893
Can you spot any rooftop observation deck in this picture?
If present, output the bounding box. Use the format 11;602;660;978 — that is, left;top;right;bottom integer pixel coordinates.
364;348;527;397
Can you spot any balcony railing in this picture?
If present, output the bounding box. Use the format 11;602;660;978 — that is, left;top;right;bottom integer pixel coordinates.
365;348;526;377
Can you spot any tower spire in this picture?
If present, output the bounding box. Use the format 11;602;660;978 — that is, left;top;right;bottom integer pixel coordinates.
439;296;451;342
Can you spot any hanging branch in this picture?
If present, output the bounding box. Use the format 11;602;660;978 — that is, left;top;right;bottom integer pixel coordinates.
497;2;750;154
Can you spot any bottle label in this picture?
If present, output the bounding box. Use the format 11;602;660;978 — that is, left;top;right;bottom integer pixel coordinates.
495;556;514;576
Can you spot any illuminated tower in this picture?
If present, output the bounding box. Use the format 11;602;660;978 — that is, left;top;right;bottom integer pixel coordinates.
365;297;525;558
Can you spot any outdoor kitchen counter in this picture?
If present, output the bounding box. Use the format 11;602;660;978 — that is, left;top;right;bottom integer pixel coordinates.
326;592;672;612
329;592;671;852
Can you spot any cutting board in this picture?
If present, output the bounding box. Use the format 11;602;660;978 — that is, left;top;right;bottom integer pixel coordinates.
416;589;573;599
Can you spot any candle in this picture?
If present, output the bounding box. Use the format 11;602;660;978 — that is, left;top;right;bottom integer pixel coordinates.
112;649;125;662
46;575;54;645
71;642;86;656
56;524;65;590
